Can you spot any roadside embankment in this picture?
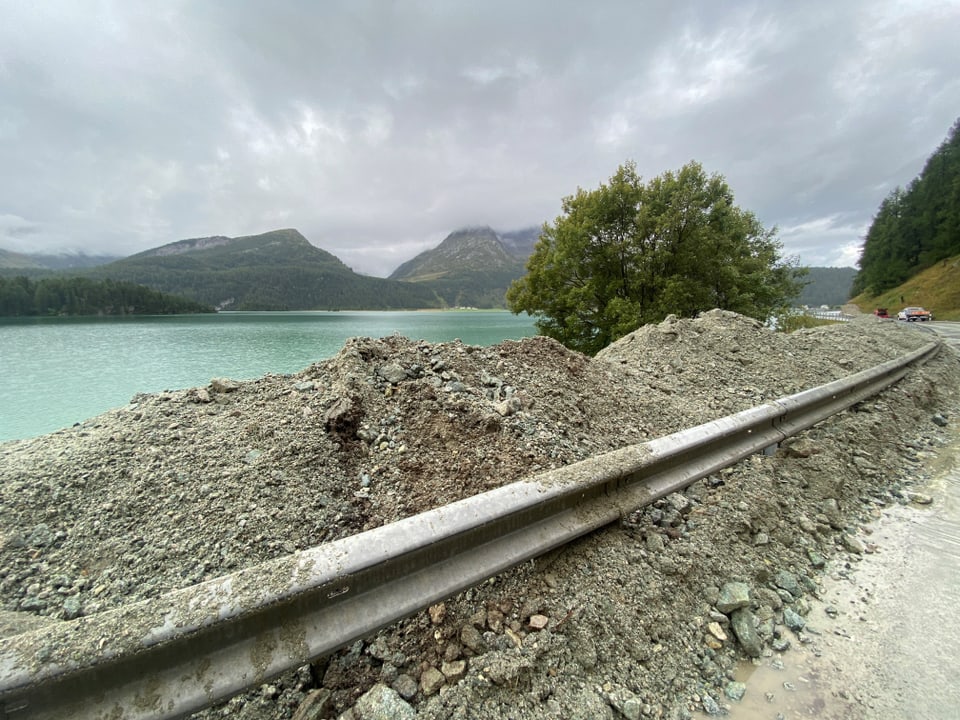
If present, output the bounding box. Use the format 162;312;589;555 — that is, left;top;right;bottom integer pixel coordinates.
1;311;958;719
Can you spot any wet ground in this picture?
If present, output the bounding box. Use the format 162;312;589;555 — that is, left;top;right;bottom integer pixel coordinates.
723;420;960;720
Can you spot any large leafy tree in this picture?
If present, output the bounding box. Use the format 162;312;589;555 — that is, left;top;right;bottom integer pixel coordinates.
507;161;802;354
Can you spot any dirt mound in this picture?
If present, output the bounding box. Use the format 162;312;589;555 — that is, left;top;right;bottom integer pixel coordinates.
0;314;957;719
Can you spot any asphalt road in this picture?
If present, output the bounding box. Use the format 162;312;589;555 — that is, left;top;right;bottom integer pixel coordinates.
927;320;960;346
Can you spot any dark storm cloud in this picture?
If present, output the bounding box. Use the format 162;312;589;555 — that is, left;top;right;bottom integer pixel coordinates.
1;0;958;275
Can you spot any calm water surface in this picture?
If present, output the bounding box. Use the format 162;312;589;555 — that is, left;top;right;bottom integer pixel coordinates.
0;311;537;442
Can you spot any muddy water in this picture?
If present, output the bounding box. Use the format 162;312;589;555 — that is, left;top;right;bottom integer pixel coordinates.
723;428;960;720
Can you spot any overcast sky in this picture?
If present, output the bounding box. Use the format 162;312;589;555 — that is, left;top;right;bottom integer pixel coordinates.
1;1;958;276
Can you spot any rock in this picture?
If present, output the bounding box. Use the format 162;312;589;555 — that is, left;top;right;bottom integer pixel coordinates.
62;595;83;620
932;413;948;427
781;438;819;458
774;570;801;598
391;674;418;701
607;686;643;720
528;614;549;630
19;596;45;612
377;364;408;385
707;622;727;641
751;587;783;611
820;498;844;529
645;532;665;552
725;681;747;701
494;396;523;416
323;395;363;436
806;548;826;569
480;651;533;686
460;624;486;654
443;642;462;662
419;666;445;697
666;492;691;514
292;688;332;720
783;607;806;632
366;637;391;661
701;694;723;716
294;381;316;392
209;377;239;393
730;608;763;658
441;659;467;683
195;388;212;403
717;582;751;613
905;491;933;505
2;532;26;550
841;534;865;554
26;523;55;548
428;602;446;625
353;683;415;720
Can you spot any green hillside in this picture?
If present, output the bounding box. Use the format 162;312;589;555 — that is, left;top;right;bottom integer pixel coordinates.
852;253;960;321
86;229;441;311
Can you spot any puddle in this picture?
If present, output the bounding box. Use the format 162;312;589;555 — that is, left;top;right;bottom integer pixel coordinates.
712;430;960;720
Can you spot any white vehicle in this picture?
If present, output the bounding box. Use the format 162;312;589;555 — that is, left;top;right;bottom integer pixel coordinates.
897;306;933;322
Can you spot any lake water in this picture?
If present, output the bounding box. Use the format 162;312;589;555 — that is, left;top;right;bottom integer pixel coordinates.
0;311;537;443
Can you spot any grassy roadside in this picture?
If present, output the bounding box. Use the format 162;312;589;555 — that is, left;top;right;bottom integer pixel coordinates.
850;254;960;321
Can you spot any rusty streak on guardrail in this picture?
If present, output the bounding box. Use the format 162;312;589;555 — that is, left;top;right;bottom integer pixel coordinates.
0;340;940;720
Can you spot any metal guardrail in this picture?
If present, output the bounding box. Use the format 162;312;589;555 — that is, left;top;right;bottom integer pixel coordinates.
804;309;853;322
0;340;941;720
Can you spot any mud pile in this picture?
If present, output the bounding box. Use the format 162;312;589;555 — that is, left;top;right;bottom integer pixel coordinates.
0;312;957;719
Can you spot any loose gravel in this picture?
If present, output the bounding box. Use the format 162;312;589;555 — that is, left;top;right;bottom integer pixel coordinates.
1;311;957;719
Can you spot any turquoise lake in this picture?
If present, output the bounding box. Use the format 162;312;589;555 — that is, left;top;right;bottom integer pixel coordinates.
0;311;538;442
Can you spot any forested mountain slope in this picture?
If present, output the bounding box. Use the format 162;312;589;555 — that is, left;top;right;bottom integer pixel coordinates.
854;118;960;295
86;229;441;310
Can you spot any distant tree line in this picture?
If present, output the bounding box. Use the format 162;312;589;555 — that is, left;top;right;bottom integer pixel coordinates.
854;118;960;296
0;276;213;317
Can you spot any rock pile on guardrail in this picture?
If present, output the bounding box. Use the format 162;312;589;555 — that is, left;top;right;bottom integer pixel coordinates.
1;311;957;719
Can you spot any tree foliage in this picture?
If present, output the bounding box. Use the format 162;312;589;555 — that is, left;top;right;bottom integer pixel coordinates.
507;161;803;354
0;276;212;317
854;118;960;296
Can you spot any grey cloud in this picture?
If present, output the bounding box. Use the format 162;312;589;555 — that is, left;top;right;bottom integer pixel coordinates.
0;0;958;276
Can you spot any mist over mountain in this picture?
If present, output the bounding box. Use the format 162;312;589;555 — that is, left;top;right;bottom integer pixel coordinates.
0;249;121;272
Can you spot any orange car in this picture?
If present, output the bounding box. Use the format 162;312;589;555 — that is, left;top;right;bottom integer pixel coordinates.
897;306;933;322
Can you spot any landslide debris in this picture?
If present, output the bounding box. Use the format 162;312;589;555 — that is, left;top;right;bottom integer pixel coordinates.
1;311;957;719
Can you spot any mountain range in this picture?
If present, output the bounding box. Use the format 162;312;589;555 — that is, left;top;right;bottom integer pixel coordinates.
389;226;537;307
80;229;440;311
1;226;854;311
0;248;121;271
